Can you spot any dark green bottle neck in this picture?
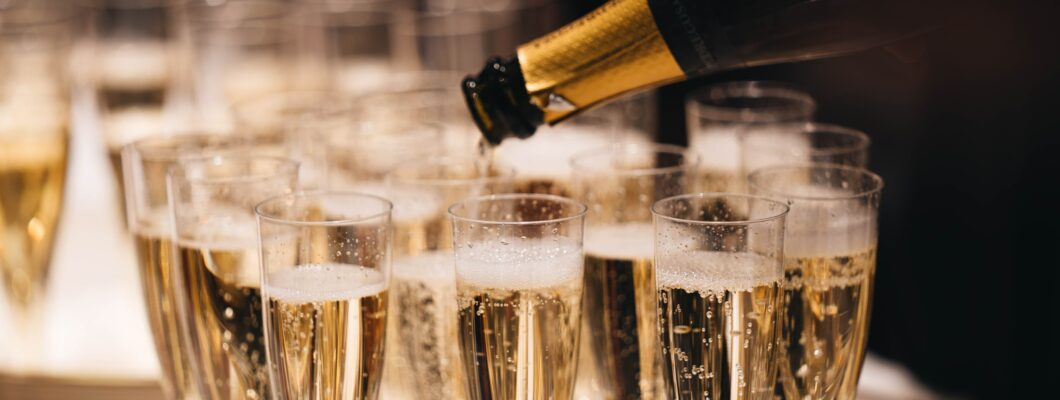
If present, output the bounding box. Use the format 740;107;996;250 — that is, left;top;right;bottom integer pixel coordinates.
461;57;544;146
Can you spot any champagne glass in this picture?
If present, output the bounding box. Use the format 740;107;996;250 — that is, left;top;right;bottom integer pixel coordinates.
0;3;80;373
449;194;588;400
168;154;298;400
686;81;816;193
748;164;883;400
569;143;698;400
256;191;393;400
122;134;240;399
652;193;789;400
380;156;514;399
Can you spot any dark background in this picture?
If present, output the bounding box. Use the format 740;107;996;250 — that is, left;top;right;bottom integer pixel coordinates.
559;1;1053;397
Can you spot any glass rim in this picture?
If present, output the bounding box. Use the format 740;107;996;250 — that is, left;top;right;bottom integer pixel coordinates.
569;143;700;178
651;192;790;226
169;154;299;185
448;193;588;226
384;155;517;188
255;190;393;227
748;122;871;157
747;163;884;201
685;80;816;122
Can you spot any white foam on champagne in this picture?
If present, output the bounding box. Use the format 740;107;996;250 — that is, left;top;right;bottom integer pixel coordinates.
584;223;653;261
656;251;781;294
781;187;878;258
268;264;385;302
457;238;583;291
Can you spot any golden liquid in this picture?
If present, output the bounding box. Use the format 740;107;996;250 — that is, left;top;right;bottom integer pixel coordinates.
457;278;583;400
583;253;663;400
0;135;67;326
177;242;270;400
658;283;782;400
133;230;198;400
266;265;388;400
779;249;876;400
656;252;782;400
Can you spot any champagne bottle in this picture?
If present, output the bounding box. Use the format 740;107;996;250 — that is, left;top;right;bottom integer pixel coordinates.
462;0;941;144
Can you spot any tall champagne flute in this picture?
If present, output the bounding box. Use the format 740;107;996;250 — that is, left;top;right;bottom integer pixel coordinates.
652;193;789;400
449;194;588;400
0;4;80;373
168;154;298;400
569;143;698;400
256;191;393;400
381;156;514;399
749;165;883;400
686;81;816;193
122;134;243;399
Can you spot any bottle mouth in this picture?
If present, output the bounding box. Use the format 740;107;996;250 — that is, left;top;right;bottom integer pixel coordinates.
462;57;543;145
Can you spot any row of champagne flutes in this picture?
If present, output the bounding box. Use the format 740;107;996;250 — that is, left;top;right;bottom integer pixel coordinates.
119;87;881;400
0;0;554;376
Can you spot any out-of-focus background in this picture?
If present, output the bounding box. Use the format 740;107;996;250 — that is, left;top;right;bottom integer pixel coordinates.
2;0;1044;398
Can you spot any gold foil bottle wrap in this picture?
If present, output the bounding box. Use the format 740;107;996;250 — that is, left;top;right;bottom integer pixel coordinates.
517;0;685;123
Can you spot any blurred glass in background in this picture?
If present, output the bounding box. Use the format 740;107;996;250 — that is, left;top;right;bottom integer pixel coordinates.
0;2;80;375
686;81;817;193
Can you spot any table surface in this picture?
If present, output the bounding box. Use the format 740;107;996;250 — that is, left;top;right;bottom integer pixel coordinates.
0;95;941;399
